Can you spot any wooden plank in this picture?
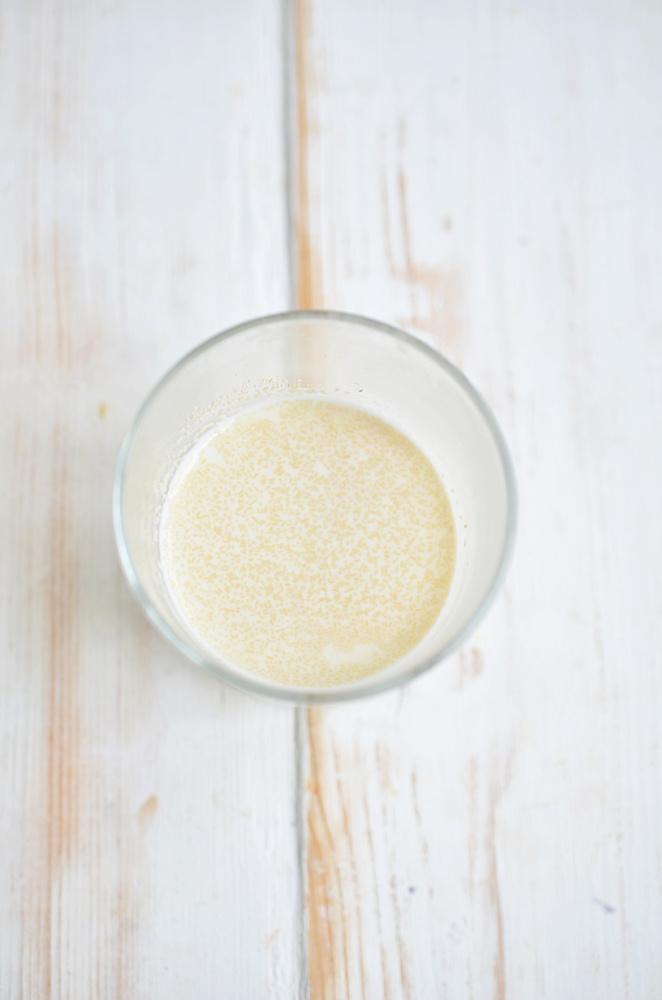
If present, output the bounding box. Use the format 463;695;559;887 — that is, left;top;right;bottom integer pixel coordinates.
294;0;662;996
0;2;302;997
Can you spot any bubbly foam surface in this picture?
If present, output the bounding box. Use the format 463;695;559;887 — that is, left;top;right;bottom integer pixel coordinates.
161;399;456;687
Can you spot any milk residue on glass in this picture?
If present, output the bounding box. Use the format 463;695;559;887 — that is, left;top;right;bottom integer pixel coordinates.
161;399;456;687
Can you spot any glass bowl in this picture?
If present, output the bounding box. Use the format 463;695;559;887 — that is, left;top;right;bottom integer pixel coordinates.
113;310;516;704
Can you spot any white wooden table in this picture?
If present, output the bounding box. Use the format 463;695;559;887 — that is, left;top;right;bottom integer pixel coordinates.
2;1;661;996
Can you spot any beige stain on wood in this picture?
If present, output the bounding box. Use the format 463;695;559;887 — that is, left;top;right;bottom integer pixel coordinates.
138;795;159;833
305;709;342;1000
15;15;120;994
46;422;81;873
293;2;346;995
21;1;103;375
26;223;106;374
14;11;97;990
294;0;322;312
455;647;484;692
486;753;514;1000
113;634;155;1000
382;139;465;359
20;420;82;999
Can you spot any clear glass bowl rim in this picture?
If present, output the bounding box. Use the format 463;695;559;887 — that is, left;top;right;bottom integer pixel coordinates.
113;309;518;705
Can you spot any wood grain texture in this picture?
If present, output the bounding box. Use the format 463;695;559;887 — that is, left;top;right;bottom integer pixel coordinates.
2;0;662;997
0;2;302;998
294;0;662;997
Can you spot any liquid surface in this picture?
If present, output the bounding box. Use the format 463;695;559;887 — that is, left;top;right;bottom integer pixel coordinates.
161;399;456;687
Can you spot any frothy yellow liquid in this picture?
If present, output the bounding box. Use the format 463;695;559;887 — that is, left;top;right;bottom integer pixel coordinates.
161;399;456;687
